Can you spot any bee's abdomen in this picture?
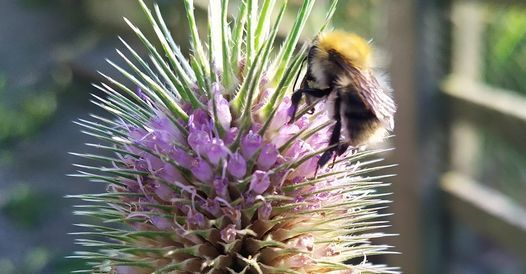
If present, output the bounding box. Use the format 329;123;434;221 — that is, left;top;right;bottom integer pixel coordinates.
340;90;381;146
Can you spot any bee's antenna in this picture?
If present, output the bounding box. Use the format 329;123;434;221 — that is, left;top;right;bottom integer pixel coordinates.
293;55;308;91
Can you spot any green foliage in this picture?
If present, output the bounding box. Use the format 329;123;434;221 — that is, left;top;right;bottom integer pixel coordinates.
331;0;380;39
17;0;61;8
0;259;15;274
0;77;58;145
23;247;50;274
0;185;54;229
0;249;85;274
480;5;526;206
484;6;526;94
476;129;526;208
47;257;87;274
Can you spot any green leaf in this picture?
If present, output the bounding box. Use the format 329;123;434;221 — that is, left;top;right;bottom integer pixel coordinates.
254;0;276;51
231;0;287;117
183;0;209;78
221;0;234;89
245;0;258;68
137;0;204;108
106;59;188;121
271;0;316;86
230;0;247;78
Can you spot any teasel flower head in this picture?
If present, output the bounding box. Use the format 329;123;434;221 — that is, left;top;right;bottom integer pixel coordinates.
69;0;399;273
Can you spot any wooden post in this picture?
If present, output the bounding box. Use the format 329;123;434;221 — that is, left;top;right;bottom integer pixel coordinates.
385;1;421;273
385;1;450;273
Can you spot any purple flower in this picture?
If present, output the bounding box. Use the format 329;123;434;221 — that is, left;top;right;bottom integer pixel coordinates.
150;112;185;146
272;124;300;148
284;236;315;267
211;82;224;94
227;152;246;179
171;148;193;169
160;163;184;183
249;170;270;194
296;116;310;130
151;215;172;230
213;177;229;198
269;97;291;131
206;138;228;165
252;88;272;111
221;207;241;224
285;139;313;160
123;179;140;193
188;109;211;132
294;156;318;178
127;127;148;155
191;159;213;182
220;224;237;243
114;266;146;274
148;132;171;152
241;130;262;159
257;143;278;170
187;209;206;228
203;199;220;216
224;127;238;145
258;201;272;220
285;254;312;268
307;132;329;149
154;182;173;201
289;235;314;252
188;129;211;155
143;152;164;172
135;86;148;101
208;85;232;130
128;127;148;142
244;192;256;205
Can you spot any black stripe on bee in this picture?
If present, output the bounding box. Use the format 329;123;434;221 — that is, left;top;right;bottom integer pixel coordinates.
340;91;373;117
338;87;381;146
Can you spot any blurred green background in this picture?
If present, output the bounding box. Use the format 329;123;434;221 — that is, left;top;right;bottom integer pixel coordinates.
0;0;525;273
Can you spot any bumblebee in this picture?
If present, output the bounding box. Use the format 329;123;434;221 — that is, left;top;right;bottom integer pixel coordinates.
289;31;396;169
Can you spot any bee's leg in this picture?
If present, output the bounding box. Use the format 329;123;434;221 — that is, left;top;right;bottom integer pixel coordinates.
317;94;342;169
289;90;303;124
305;96;315;114
289;88;331;124
329;143;349;168
329;153;338;169
336;143;349;156
318;121;341;169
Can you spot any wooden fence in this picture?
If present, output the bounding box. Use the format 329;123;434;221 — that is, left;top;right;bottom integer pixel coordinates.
388;0;526;273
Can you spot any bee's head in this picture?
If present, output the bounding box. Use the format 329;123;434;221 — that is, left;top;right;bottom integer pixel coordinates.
311;31;372;70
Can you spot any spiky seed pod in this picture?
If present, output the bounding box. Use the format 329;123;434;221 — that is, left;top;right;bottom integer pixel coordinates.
69;0;399;273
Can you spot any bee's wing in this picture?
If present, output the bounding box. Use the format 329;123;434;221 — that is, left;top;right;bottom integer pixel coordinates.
355;71;396;131
329;51;396;130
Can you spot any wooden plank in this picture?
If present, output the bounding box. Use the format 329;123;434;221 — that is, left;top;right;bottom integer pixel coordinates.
441;171;526;257
443;76;526;153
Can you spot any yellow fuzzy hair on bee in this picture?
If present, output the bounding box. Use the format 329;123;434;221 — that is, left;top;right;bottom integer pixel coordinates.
316;31;372;69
